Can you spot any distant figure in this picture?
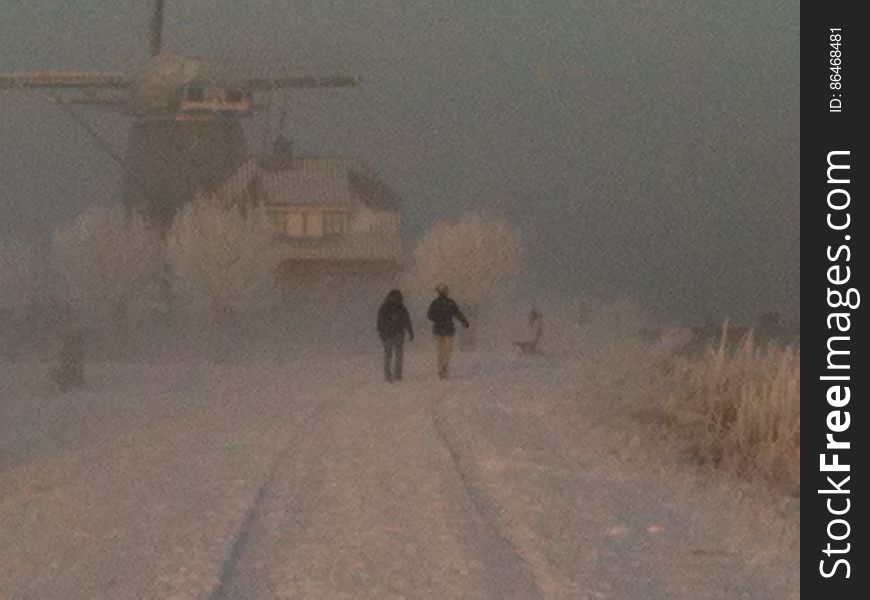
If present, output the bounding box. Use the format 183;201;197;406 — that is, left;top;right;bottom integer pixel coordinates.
516;307;543;354
377;289;414;382
427;285;470;379
52;328;85;392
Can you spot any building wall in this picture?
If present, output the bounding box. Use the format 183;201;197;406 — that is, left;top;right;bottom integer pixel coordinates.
351;204;399;233
277;227;402;262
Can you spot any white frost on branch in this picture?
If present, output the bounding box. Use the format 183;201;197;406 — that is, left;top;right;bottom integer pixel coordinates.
165;200;277;317
51;205;161;314
412;212;522;304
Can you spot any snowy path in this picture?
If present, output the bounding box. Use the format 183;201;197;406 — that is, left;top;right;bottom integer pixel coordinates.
0;346;798;599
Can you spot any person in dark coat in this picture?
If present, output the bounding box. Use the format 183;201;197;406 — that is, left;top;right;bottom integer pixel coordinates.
426;285;469;379
377;289;414;382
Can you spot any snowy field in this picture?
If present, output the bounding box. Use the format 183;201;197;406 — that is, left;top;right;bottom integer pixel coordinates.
0;318;799;599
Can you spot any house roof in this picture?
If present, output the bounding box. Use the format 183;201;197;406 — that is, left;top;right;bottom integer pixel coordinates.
214;142;402;211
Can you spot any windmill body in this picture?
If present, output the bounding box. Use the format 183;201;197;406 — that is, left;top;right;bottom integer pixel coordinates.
0;0;357;229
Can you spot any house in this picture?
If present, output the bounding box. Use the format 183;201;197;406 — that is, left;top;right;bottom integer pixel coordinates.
213;135;404;278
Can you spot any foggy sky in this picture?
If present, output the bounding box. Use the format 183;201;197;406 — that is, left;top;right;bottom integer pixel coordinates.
0;0;799;322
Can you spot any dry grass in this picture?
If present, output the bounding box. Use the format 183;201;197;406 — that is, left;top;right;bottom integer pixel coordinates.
661;322;800;491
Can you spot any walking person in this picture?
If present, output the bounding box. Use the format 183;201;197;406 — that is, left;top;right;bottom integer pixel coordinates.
377;289;414;382
427;285;469;379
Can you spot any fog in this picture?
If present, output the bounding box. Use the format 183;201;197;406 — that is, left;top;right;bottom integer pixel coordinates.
0;0;799;323
0;6;802;594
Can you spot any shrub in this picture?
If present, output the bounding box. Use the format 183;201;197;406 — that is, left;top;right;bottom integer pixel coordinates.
410;212;522;349
661;323;800;489
51;205;161;319
165;200;277;320
411;212;521;305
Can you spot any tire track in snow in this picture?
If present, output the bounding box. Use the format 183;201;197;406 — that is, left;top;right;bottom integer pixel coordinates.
429;392;544;599
207;396;338;600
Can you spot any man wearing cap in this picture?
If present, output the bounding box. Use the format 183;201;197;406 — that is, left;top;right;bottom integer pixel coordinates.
426;285;470;379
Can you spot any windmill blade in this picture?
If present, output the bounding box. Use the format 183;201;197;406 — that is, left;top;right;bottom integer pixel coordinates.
246;74;359;91
150;0;165;57
0;71;131;90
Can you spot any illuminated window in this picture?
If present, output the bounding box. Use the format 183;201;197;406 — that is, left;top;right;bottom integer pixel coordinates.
286;211;305;237
265;208;346;238
305;212;323;237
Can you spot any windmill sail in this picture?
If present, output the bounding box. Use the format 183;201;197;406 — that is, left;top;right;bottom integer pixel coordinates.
0;0;360;230
0;71;130;90
150;0;165;57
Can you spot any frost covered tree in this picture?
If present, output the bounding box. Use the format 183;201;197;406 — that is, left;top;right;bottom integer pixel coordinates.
164;199;277;323
412;212;522;304
411;212;522;348
51;205;161;330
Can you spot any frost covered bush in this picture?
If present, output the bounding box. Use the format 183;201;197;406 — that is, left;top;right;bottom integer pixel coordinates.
410;212;522;349
661;324;800;490
165;200;277;320
0;238;40;310
411;212;522;304
52;205;161;320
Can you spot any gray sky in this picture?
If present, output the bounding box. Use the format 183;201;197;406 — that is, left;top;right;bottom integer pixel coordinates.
0;0;799;322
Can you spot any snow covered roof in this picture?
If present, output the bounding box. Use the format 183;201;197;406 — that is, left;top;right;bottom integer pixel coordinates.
214;143;402;212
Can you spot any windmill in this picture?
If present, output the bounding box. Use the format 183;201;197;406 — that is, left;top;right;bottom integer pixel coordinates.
0;0;357;229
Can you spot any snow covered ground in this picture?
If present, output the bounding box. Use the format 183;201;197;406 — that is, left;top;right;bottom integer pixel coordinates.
0;328;798;598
